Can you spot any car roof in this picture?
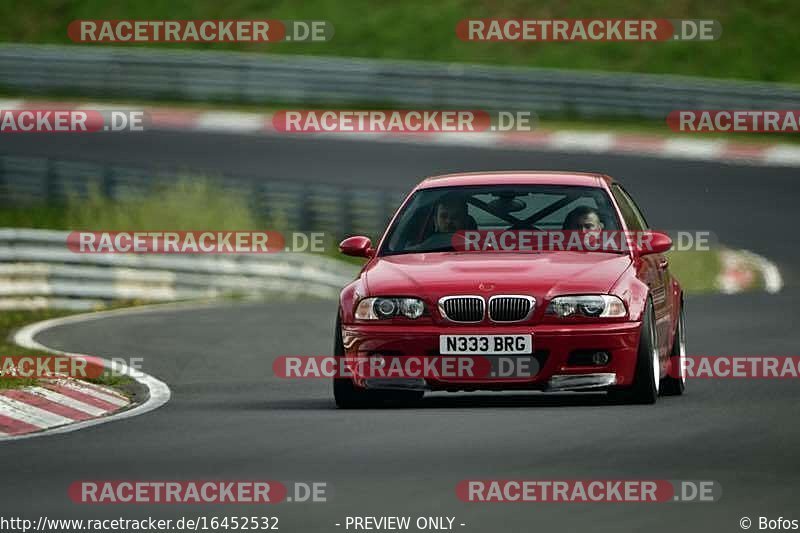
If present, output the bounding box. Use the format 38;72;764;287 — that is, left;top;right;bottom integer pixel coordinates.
415;171;614;190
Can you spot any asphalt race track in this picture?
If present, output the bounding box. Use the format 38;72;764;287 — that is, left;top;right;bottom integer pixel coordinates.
1;131;798;532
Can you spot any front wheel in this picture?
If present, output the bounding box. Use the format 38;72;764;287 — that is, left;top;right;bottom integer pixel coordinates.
332;315;423;408
609;298;659;404
333;373;374;409
332;314;372;408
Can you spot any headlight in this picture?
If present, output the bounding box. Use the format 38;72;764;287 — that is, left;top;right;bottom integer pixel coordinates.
355;297;426;320
546;295;626;318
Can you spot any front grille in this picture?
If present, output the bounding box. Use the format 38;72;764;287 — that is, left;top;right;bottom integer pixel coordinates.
439;296;484;322
488;296;535;322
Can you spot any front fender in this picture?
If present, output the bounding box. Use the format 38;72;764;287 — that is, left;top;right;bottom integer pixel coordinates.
339;275;367;324
610;264;649;322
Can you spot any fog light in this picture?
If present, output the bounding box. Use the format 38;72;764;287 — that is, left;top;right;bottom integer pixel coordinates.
591;351;610;365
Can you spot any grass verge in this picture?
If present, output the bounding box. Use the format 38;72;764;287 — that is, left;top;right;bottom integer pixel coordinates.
0;308;135;392
0;310;67;390
666;249;722;294
1;1;799;83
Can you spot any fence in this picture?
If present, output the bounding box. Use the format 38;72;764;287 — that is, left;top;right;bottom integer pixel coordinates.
2;44;800;120
0;228;359;310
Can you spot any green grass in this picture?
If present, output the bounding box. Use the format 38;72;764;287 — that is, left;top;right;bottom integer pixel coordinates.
0;309;73;390
67;180;259;231
0;179;258;230
0;204;71;229
0;177;367;262
0;305;150;391
666;249;722;294
1;1;798;83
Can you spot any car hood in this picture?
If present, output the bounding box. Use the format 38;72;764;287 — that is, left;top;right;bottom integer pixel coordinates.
364;252;631;300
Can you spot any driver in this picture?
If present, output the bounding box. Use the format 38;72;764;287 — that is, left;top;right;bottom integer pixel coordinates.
406;194;472;252
434;194;470;233
563;206;604;231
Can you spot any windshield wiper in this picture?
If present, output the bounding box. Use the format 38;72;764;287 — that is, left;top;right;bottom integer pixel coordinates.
384;246;455;256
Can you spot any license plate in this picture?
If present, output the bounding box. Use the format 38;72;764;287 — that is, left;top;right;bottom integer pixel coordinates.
439;334;532;355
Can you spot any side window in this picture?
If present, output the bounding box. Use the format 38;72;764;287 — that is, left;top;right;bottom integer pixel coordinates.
619;186;649;230
611;185;647;231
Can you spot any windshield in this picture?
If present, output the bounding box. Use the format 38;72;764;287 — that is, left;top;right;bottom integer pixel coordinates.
380;184;621;255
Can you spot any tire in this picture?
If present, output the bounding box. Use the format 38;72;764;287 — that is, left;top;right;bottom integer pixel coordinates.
332;314;373;408
333;372;373;409
609;298;659;404
661;302;686;396
332;315;423;408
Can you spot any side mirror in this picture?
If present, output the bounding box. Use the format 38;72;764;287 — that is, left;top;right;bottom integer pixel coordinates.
634;231;672;256
339;236;374;258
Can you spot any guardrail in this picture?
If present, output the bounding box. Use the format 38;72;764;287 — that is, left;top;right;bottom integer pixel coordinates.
2;44;800;120
0;228;359;310
0;154;406;239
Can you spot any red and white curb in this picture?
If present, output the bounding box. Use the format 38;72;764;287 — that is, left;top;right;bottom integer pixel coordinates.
718;249;783;294
2;99;800;167
0;379;129;437
1;304;175;441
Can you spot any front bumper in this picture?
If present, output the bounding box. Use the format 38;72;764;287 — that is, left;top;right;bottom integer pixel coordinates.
342;322;640;392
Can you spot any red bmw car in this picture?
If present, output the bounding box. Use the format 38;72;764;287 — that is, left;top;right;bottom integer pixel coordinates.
334;171;686;407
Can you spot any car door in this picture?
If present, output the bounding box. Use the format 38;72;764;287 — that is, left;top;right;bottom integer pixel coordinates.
610;185;672;360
